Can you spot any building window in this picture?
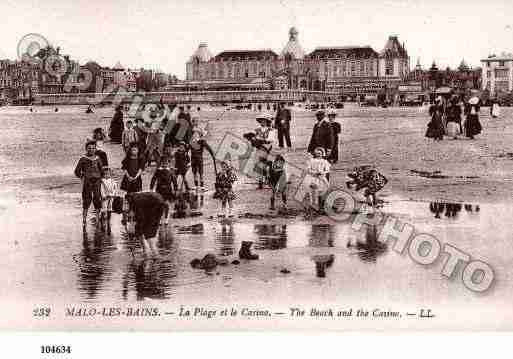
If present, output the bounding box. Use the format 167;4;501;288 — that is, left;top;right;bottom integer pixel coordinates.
385;59;393;75
499;61;505;67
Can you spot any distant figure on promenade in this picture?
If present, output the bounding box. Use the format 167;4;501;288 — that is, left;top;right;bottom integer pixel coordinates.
445;96;463;139
490;98;501;118
307;110;334;157
464;96;482;139
275;102;292;150
326;109;341;163
74;140;104;227
86;105;94;114
125;191;167;258
109;106;124;144
425;97;445;141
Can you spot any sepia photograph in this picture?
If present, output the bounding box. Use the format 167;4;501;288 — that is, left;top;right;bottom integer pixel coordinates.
0;0;512;333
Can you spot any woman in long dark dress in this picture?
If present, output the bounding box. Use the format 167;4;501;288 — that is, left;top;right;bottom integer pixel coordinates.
109;106;124;143
327;109;341;164
464;96;482;139
425;97;445;141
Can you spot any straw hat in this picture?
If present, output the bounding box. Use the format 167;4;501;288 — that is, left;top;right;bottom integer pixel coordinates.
327;109;337;117
256;112;273;125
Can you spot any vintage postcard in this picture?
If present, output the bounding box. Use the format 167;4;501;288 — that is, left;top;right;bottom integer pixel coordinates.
0;0;510;333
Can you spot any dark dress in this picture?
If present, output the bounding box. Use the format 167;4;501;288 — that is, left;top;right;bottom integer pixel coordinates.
425;104;445;140
446;104;462;124
121;156;145;193
95;149;108;168
464;103;482;138
150;168;176;202
307;120;334;155
213;169;237;202
328;121;341;163
129;192;166;238
109;110;124;143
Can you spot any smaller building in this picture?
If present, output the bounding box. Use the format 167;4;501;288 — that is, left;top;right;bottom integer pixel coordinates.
481;53;513;96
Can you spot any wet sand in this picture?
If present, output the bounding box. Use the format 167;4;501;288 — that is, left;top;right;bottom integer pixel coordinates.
1;104;512;330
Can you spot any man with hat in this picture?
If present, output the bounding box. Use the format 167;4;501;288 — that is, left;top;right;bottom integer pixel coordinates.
326;109;341;163
275;102;292;150
307;110;334;157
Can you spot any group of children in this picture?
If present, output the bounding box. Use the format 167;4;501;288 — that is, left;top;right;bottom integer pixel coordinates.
76;106;389;236
244;111;388;213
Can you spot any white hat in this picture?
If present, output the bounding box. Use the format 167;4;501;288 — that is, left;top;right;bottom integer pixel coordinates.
327;109;337;116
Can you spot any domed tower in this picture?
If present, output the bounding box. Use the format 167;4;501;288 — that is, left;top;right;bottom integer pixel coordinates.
378;35;409;78
281;27;306;60
187;43;213;80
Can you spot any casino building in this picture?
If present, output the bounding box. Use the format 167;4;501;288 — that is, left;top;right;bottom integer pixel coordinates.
181;28;410;98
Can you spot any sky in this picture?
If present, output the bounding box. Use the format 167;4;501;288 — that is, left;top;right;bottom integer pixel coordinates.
1;0;513;79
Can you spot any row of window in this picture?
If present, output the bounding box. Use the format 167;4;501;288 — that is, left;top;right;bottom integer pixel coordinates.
191;60;390;79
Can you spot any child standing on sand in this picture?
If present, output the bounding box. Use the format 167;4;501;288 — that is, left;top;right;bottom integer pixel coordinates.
174;141;191;191
306;147;331;211
267;155;289;211
74;140;104;227
150;156;177;225
100;167;118;233
213;160;237;217
122;120;138;154
120;143;145;194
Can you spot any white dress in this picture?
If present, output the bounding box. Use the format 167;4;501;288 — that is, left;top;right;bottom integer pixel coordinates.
307;158;331;190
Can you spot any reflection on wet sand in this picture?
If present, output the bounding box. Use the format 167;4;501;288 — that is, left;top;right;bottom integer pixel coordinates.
309;224;336;248
430;202;480;219
215;222;235;257
348;225;387;263
76;228;115;300
311;254;335;278
254;224;287;250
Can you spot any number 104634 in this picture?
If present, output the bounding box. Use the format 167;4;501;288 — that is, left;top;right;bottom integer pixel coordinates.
40;346;71;354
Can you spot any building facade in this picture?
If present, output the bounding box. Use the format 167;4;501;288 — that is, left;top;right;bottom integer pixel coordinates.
481;53;513;96
184;28;410;96
408;59;481;95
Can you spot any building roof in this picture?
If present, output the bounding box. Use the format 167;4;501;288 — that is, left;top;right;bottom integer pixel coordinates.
308;46;379;59
189;43;213;63
458;59;470;71
214;49;279;61
281;27;306;60
113;61;124;70
380;36;408;58
481;52;513;61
